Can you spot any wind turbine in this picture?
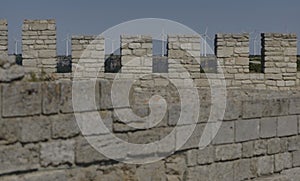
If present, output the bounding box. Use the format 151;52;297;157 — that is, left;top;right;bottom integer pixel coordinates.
160;27;167;56
106;37;116;54
14;38;21;55
62;34;71;56
201;27;212;57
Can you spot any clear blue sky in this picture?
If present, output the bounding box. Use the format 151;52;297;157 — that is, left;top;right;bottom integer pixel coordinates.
0;0;299;55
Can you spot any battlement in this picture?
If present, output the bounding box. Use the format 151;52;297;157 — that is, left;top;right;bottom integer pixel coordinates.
0;19;299;90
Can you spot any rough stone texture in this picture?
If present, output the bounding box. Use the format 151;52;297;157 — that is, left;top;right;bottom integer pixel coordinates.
42;82;60;114
274;152;292;172
236;119;260;142
260;117;277;138
292;150;300;167
22;19;57;75
197;146;215;165
40;140;75;167
277;115;298;137
51;114;80;139
234;159;256;180
257;156;274;176
0;143;39;175
0;118;18;145
75;136;108;164
0;54;24;82
2;82;41;117
212;121;234;144
215;143;242;161
17;116;51;143
60;81;73;113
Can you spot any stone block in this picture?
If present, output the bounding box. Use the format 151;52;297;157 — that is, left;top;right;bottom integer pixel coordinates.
281;167;300;181
292;150;300;167
2;82;41;117
42;82;60;114
212;121;234;144
75;136;108;164
267;138;282;154
60;81;73;113
18;116;51;143
215;143;242;161
277;115;298;137
0;118;18;145
235;119;259;142
257;156;274;176
287;136;300;151
0;143;39;175
254;140;268;156
135;161;166;181
242;100;263;119
186;165;210;181
234;159;256;180
99;79;112;109
289;97;300;114
242;141;254;158
40;140;75;167
260;117;277;138
262;98;289;117
51;114;80;139
274;152;292;172
197;146;215;165
210;162;234;181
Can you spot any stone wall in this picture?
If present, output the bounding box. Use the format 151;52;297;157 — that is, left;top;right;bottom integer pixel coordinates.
0;80;300;180
0;19;8;55
120;35;152;74
215;33;250;75
22;19;57;75
71;35;105;78
262;33;298;87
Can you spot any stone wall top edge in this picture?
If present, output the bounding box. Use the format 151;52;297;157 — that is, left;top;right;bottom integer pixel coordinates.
24;19;56;24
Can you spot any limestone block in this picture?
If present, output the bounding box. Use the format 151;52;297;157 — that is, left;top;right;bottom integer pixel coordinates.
18;116;51;143
197;146;215;165
242;141;254;158
0;143;39;175
210;162;234;181
289;97;300;114
215;143;242;161
2;82;41;117
292;150;300;167
277;115;298;137
212;121;234;144
42;82;60;114
235;119;259;142
260;117;277;138
287;136;300;151
242;100;263;119
0;118;18;145
51;114;80;139
75;136;109;164
262;98;289;117
274;152;292;172
60;81;73;113
267;138;282;154
257;156;274;176
233;159;256;180
40;140;75;167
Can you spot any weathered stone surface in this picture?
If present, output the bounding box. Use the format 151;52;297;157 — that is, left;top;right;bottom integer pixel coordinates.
60;81;73;113
18;116;51;143
165;155;186;180
210;162;234;181
274;152;292;172
254;140;268;156
40;140;75;167
0;143;39;175
281;167;300;181
242;100;263;119
75;136;108;164
0;118;18;145
223;99;241;120
262;98;289;117
292;150;300;167
267;138;282;154
289;98;300;114
277;115;298;137
213;121;234;144
197;146;215;165
288;136;300;151
2;82;41;117
236;119;259;142
260;117;277;138
242;141;254;158
42;82;60;114
234;159;256;180
51;114;80;139
135;161;166;181
215;143;242;161
257;156;274;176
186;165;210;181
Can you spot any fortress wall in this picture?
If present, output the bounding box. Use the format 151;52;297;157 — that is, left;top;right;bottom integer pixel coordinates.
120;35;153;74
0;80;300;180
22;19;57;75
71;35;105;78
0;19;8;54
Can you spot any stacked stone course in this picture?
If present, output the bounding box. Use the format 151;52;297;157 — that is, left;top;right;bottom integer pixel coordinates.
0;19;8;54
